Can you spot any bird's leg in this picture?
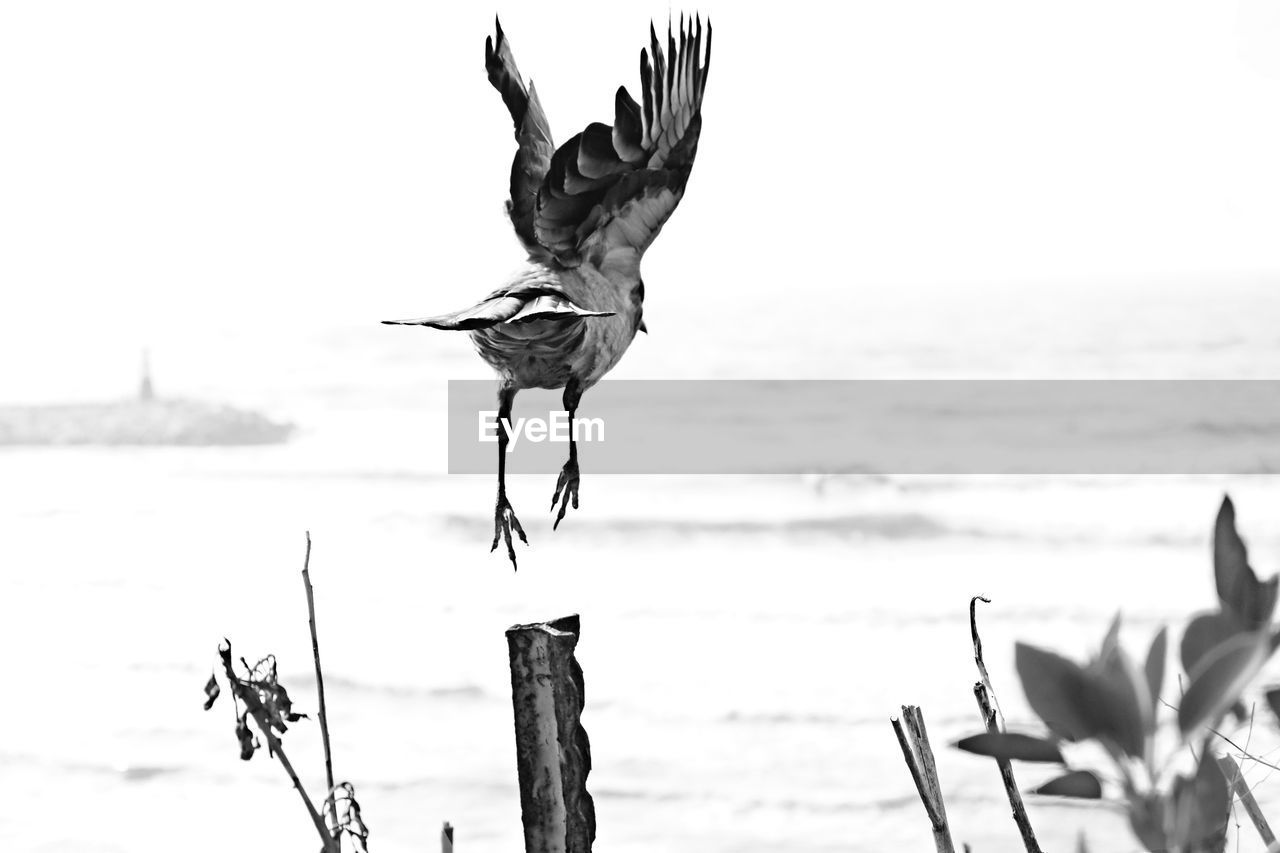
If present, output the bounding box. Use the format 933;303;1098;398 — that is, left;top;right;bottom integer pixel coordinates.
551;380;583;530
491;386;526;568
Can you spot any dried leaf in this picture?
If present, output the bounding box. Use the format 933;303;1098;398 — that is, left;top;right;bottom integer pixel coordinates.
235;715;257;761
274;683;306;724
329;782;370;853
1033;770;1103;799
241;655;308;734
203;673;221;711
955;732;1065;763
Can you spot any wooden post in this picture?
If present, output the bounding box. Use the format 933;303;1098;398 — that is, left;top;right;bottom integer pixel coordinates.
892;704;956;853
506;615;595;853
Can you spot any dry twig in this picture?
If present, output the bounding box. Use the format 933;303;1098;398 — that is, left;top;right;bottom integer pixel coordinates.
970;596;1042;853
302;532;339;842
216;644;338;852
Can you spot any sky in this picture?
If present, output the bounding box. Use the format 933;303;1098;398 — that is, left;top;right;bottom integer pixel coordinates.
5;8;1280;850
1;0;1279;388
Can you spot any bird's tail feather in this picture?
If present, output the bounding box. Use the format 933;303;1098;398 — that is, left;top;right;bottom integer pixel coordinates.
382;289;613;331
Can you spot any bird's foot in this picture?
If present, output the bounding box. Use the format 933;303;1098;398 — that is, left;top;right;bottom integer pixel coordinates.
550;457;580;530
491;492;527;570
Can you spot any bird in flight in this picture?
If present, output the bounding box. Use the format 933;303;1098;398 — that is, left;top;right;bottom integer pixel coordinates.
385;15;712;569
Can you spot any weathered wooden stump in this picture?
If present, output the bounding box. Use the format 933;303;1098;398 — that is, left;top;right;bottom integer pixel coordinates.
506;615;595;853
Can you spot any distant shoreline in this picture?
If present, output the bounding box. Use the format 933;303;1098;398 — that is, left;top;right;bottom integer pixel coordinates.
0;397;295;446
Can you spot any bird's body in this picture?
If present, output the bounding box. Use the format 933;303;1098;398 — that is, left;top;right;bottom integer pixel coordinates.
385;16;711;567
468;263;642;392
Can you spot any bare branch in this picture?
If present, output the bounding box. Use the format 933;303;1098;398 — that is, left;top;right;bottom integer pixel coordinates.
301;532;339;841
1210;729;1280;774
970;597;1041;853
265;728;335;849
974;683;1043;853
969;595;1003;727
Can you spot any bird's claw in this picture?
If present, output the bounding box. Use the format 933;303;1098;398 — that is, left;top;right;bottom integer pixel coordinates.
491;493;527;569
550;458;580;530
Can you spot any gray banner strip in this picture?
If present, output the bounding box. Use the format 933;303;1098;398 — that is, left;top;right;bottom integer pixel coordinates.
447;380;1280;475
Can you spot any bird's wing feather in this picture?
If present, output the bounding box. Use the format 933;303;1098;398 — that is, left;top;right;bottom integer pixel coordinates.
382;283;613;331
532;16;711;272
486;18;556;260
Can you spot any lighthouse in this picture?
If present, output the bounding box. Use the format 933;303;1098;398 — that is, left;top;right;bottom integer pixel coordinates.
139;349;155;402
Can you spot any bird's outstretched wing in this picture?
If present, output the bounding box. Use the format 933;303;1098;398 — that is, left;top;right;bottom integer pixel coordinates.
382;282;613;331
486;18;556;260
534;16;711;276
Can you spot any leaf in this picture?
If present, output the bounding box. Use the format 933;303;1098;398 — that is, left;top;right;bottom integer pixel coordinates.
1178;630;1271;737
243;654;307;734
235;715;256;761
1265;687;1280;727
1144;626;1167;716
1172;754;1230;851
1032;770;1103;799
1088;634;1151;757
1016;643;1098;742
955;732;1065;763
330;782;371;853
270;683;307;728
1128;791;1167;852
1214;495;1278;629
1180;610;1244;676
1100;611;1123;661
203;673;221;711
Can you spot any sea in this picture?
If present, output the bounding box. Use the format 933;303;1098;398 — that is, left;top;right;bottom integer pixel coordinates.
4;279;1280;852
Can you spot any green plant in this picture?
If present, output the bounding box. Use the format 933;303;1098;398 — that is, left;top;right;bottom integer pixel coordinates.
956;496;1280;852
